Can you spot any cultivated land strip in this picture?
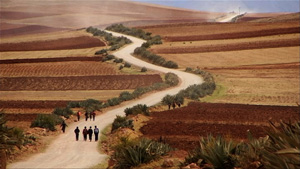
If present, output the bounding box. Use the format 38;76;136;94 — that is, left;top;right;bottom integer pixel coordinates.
8;32;203;169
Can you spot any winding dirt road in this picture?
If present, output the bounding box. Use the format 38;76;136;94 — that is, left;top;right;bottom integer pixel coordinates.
8;32;203;168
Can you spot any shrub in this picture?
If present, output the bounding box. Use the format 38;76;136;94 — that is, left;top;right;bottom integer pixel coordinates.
107;97;121;106
260;121;300;169
162;95;174;106
183;135;238;169
119;91;134;101
52;107;73;119
124;62;131;68
114;58;123;63
141;67;147;72
80;99;102;112
111;115;133;133
95;49;107;55
102;54;115;62
132;87;151;98
119;65;124;70
31;114;63;131
124;104;149;116
67;101;81;108
113;138;173;169
165;72;179;86
185;67;193;72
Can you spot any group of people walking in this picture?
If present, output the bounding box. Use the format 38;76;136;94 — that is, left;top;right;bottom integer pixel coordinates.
60;110;101;142
76;111;96;121
74;126;99;142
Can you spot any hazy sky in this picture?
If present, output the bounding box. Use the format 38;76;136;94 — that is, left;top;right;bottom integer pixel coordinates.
134;0;300;13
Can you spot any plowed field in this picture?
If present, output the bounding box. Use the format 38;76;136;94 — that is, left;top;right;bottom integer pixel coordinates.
151;38;300;54
0;61;123;77
0;36;105;51
141;102;300;150
0;74;162;91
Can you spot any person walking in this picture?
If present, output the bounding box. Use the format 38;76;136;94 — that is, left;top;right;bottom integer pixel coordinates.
76;111;81;121
92;111;96;121
61;121;67;133
85;112;89;121
74;127;80;141
94;126;99;141
82;126;88;141
88;126;93;142
89;112;92;121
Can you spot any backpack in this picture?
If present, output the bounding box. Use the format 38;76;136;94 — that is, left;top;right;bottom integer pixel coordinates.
94;128;99;134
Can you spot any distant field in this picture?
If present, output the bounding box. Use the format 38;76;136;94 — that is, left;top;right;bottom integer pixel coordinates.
0;36;105;52
142;19;300;106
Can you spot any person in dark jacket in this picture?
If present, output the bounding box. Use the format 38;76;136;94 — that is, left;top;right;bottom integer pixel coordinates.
82;126;88;141
74;127;80;141
88;126;93;142
85;112;89;121
94;126;99;141
61;121;67;133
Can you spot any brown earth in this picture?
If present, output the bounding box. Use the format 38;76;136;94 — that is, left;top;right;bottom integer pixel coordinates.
0;100;69;109
0;74;163;91
0;36;105;51
151;38;300;54
0;61;124;77
140;21;300;38
0;56;103;64
0;25;69;37
141;102;300;150
163;27;300;42
0;0;221;32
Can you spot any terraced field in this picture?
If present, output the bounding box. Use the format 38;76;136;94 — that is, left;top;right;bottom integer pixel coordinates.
139;15;300;106
142;102;300;150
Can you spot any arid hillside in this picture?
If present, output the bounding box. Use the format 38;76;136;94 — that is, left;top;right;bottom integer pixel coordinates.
0;0;222;37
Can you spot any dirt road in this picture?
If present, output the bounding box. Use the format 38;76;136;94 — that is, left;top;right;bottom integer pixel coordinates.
8;32;202;168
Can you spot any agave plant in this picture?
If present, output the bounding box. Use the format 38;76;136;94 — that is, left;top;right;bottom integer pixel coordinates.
261;121;300;169
112;138;173;169
183;135;238;169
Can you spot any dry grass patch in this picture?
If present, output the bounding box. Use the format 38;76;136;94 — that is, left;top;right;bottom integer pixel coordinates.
0;90;133;101
0;47;106;60
158;47;299;69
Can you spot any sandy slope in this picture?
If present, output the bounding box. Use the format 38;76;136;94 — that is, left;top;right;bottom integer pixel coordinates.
8;33;202;168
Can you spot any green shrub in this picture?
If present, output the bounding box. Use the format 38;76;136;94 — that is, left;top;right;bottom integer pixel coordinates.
141;67;147;72
111;115;133;133
165;72;179;86
183;135;238;169
185;67;193;72
124;62;131;68
119;91;134;101
260;121;300;169
67;101;81;108
114;58;123;63
107;97;121;106
31;114;63;131
52;107;73;119
102;54;115;62
113;138;173;169
80;99;102;112
95;49;107;55
132;87;151;98
124;104;149;116
119;65;124;70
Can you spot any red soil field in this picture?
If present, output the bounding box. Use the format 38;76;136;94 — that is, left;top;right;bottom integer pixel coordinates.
0;61;122;77
151;38;300;54
0;36;105;51
0;100;69;109
0;75;163;91
0;25;69;37
0;11;58;20
141;102;299;150
163;27;300;41
0;56;103;64
3;113;38;122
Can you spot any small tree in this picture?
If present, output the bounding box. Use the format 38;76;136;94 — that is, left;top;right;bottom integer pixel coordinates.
141;67;147;72
111;115;133;133
161;95;175;110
